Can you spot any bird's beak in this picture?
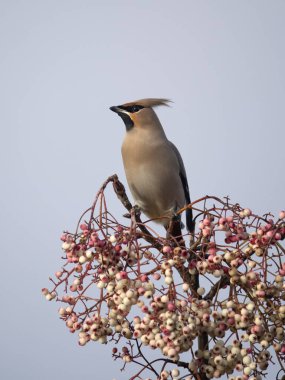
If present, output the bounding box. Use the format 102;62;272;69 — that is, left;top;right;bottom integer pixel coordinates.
110;106;122;114
110;105;134;131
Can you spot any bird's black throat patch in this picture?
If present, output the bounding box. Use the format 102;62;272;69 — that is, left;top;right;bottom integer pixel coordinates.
118;112;134;131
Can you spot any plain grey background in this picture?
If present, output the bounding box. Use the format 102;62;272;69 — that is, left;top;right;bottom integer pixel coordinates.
1;1;284;379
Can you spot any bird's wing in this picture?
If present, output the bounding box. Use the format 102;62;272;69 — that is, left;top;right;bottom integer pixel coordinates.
168;141;195;233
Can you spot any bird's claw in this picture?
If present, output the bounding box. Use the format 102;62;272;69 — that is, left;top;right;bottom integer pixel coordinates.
172;213;181;223
132;205;141;218
123;206;141;220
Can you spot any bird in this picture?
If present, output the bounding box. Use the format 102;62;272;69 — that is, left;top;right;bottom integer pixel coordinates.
110;98;194;234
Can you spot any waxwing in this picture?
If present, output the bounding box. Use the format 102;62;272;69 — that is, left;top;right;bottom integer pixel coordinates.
110;98;194;233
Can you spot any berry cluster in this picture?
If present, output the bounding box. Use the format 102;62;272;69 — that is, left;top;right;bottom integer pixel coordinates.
43;177;285;380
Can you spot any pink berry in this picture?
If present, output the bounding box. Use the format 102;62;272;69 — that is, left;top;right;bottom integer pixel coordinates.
120;271;128;279
70;284;77;292
202;227;211;237
55;271;62;278
42;288;49;295
227;318;235;325
257;290;265;297
138;287;145;295
266;230;274;238
208;248;216;255
162;246;172;254
261;236;269;244
153;273;161;280
140;274;148;282
167;302;176;311
208;255;215;263
60;234;67;242
203;218;211;226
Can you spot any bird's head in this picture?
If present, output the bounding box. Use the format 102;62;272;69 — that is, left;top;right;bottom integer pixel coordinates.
110;98;171;131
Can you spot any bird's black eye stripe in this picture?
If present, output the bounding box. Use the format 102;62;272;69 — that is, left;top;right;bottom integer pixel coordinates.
119;105;144;113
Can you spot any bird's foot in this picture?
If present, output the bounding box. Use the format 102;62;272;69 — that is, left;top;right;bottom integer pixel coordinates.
166;214;184;245
132;205;141;219
172;213;181;224
124;206;141;220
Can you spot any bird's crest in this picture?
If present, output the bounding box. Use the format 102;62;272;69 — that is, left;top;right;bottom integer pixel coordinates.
122;98;172;108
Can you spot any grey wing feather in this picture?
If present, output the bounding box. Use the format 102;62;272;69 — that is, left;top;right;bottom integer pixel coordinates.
168;141;195;233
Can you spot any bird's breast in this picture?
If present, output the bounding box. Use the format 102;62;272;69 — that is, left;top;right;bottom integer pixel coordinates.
121;137;185;222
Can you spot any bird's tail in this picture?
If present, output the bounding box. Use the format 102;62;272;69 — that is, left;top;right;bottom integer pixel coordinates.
186;208;195;233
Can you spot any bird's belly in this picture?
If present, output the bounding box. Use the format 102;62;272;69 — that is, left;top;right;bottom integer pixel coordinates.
126;165;184;223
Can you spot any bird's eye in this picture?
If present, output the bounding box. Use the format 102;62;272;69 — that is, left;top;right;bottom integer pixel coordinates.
130;105;144;113
118;104;144;113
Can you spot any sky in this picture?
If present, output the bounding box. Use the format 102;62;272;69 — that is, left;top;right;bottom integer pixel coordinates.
0;1;285;379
